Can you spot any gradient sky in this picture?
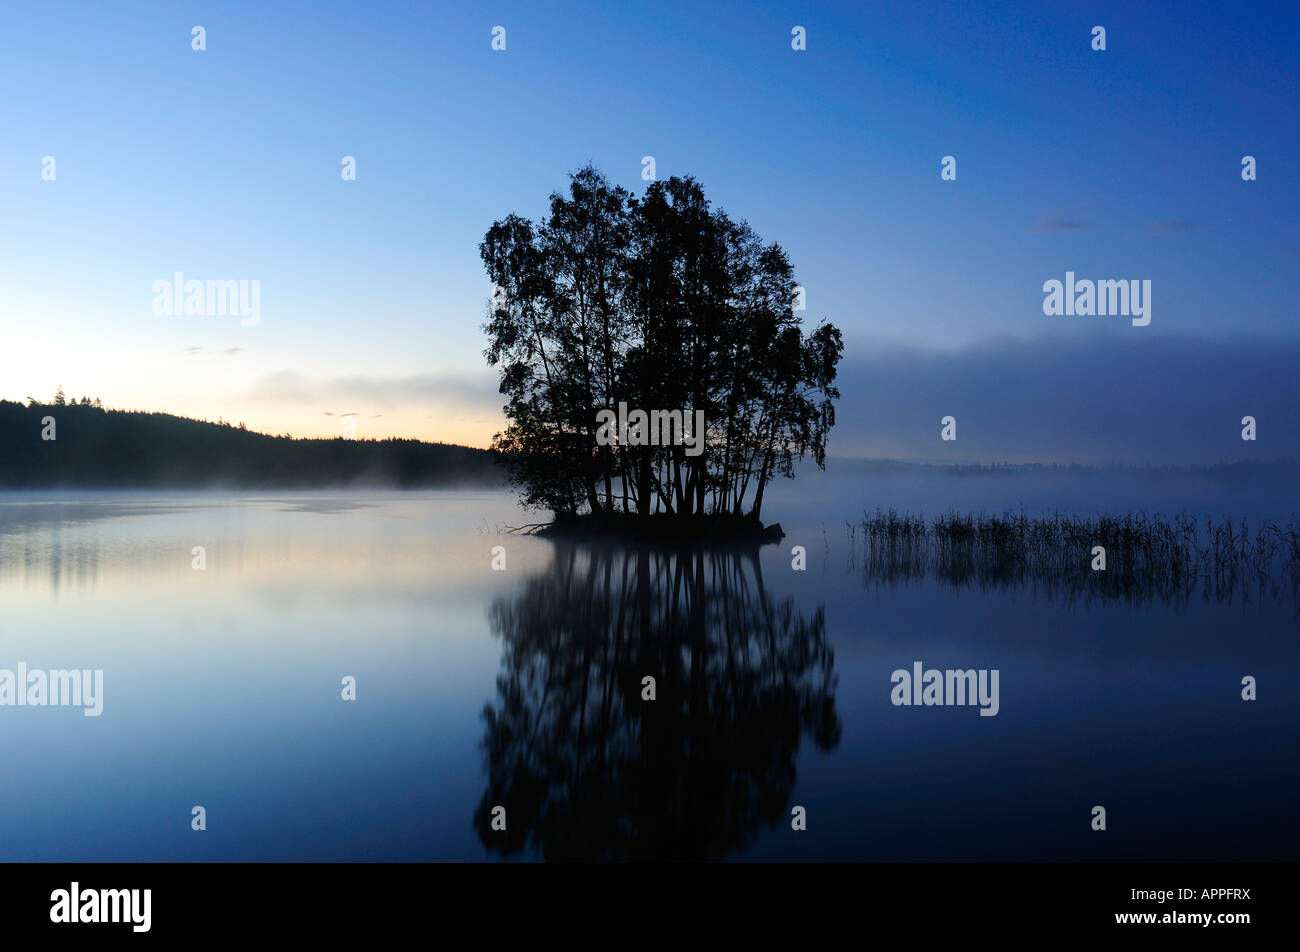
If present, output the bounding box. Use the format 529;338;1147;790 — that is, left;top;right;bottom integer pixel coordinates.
0;1;1296;460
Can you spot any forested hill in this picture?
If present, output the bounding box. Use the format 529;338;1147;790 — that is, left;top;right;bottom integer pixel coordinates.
0;400;502;489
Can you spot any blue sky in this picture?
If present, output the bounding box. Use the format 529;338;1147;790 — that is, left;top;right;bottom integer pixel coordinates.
0;0;1296;458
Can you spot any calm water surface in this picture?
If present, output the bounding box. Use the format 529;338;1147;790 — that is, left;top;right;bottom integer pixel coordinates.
1;466;1296;861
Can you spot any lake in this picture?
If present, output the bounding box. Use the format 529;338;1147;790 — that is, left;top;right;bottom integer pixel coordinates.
1;462;1296;861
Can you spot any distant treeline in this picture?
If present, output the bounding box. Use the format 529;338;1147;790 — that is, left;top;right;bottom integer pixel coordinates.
0;400;502;489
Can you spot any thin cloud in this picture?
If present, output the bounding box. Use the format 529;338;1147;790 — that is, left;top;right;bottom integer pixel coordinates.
1032;208;1092;233
831;333;1300;465
1148;220;1197;235
184;346;246;356
248;370;499;413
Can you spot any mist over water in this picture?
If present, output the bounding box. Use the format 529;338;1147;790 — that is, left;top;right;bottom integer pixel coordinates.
1;466;1295;860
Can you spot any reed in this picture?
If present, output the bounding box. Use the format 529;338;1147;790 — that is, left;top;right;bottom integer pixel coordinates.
852;508;1300;608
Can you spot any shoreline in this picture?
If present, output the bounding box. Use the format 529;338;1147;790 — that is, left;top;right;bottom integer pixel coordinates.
534;511;786;548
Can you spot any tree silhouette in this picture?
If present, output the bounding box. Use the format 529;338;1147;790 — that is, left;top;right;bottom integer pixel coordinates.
474;543;840;860
481;167;843;524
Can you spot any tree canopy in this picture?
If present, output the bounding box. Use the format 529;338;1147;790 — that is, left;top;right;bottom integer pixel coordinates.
480;166;843;523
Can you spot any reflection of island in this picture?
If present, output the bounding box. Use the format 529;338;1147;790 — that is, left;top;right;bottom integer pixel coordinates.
474;543;840;860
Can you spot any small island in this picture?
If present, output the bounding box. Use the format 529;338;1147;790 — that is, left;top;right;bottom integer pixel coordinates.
480;167;843;544
536;510;785;546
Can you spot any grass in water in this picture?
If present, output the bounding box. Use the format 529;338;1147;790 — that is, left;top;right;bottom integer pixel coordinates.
850;508;1300;609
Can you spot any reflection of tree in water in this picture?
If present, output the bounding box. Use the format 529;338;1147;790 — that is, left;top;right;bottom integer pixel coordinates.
474;544;840;860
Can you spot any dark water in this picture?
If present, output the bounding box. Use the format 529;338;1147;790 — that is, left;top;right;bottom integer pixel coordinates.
1;465;1296;861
